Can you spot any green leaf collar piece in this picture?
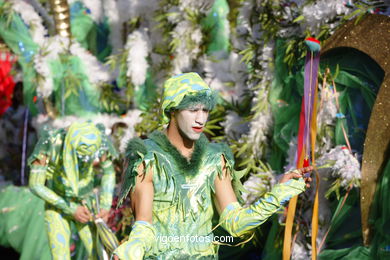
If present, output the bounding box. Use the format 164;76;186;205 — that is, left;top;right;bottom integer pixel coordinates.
149;131;209;176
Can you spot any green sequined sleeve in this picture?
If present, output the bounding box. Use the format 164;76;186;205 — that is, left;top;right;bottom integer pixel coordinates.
27;129;52;165
113;221;156;259
219;179;306;237
29;164;78;215
28;130;78;215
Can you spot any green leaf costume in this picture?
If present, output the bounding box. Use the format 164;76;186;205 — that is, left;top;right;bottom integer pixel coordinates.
28;122;117;259
113;73;307;259
115;131;305;259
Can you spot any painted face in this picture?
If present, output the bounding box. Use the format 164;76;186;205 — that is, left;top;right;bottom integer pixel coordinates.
175;103;209;141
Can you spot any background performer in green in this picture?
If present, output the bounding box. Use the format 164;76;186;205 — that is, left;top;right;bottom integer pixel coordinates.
28;122;117;259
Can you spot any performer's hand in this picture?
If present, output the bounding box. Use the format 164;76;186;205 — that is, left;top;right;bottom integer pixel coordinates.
279;166;313;188
113;255;119;260
73;206;91;223
96;209;110;223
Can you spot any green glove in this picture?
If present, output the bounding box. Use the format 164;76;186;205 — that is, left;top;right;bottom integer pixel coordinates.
113;221;156;259
219;178;306;237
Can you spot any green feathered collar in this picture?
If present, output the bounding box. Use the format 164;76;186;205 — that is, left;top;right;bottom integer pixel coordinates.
148;131;209;176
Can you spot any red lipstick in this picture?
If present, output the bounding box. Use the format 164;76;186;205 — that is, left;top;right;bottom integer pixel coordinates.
192;126;203;133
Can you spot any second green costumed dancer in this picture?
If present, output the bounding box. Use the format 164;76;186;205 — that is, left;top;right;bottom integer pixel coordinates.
28;122;117;259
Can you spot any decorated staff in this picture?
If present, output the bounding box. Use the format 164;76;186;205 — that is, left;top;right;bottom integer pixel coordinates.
283;37;321;260
49;0;71;39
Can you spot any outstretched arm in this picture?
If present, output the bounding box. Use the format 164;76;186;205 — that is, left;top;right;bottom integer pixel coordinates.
215;155;312;237
29;157;92;223
113;162;155;260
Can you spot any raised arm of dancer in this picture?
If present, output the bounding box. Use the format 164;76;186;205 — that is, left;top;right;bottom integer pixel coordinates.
215;156;312;237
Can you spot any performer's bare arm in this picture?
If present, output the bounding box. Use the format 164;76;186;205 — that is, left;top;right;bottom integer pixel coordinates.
214;156;238;214
111;162;155;260
130;162;154;224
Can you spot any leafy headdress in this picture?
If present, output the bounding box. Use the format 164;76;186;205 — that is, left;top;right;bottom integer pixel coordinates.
161;72;216;124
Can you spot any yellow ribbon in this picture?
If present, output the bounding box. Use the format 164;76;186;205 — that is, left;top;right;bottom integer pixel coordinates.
283;150;305;260
310;82;319;259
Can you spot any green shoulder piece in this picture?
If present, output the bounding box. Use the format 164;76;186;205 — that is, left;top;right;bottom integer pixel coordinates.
27;128;63;166
117;137;147;207
219;142;234;164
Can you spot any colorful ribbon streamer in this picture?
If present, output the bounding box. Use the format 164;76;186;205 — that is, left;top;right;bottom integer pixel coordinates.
283;37;320;260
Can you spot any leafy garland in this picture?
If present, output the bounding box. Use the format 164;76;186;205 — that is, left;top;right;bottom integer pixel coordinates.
9;0;47;47
155;0;212;74
5;1;111;110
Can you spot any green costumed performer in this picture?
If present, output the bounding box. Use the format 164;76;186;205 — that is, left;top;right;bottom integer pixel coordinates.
28;121;117;259
113;73;313;259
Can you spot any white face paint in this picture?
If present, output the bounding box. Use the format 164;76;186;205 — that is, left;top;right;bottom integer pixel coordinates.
175;104;209;141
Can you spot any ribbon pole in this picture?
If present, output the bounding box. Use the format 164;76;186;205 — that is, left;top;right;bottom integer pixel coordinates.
20;108;29;186
283;37;320;260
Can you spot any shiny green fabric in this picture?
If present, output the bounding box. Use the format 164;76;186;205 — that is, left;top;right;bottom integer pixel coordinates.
0;186;91;260
320;47;382;154
114;221;157;259
268;39;303;172
70;2;94;51
62;122;102;198
0;185;51;260
219;179;305;237
318;188;363;253
319;246;371;260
